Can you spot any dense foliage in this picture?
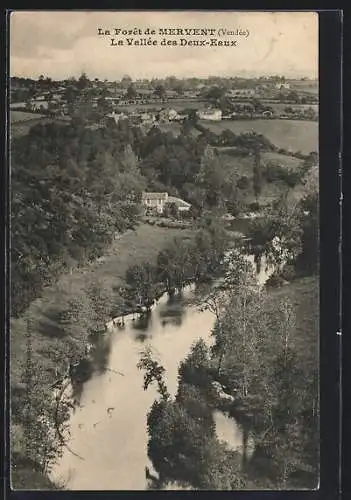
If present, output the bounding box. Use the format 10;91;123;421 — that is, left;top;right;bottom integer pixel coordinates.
138;248;319;490
11;120;146;316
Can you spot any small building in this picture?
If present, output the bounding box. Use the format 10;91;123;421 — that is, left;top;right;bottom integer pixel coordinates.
140;112;156;124
106;111;128;123
275;82;290;90
142;192;169;214
197;109;222;121
28;99;50;111
168;109;179;121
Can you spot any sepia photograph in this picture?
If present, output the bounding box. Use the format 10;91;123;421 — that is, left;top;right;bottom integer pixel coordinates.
9;10;319;491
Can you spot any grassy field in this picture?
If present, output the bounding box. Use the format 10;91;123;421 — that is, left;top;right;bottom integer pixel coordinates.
11;223;195;388
10;110;46;123
199;119;318;154
289;79;319;95
263;103;318;113
11;111;72;139
233;102;318;113
261;151;304;169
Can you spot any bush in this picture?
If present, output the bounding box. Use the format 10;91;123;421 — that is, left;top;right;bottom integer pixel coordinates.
265;273;285;288
263;163;301;187
248;201;261;212
280;264;297;282
237;175;250;190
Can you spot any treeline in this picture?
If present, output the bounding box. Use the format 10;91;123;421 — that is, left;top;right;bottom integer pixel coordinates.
138;251;319;490
194;124;277;153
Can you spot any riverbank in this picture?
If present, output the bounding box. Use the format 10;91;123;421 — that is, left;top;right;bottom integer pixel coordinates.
11;223;196;389
210;274;319;488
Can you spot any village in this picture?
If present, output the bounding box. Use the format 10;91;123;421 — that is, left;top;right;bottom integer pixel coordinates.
10;74;318;129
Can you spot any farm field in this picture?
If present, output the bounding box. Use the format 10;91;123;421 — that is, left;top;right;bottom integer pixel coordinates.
199;119;318;154
289;79;319;95
233;102;318;112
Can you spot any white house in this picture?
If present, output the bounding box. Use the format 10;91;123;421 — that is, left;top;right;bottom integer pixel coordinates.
106;111;128;123
275;82;291;90
197;109;222;121
142;192;169;214
28;99;50;111
142;192;191;214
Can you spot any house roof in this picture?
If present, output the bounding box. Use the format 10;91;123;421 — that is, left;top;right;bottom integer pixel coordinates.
167;196;191;208
142;192;168;200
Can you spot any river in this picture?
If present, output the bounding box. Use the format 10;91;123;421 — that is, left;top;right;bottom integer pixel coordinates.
52;255;273;490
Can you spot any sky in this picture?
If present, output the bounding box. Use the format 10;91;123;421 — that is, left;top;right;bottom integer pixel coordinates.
10;11;319;81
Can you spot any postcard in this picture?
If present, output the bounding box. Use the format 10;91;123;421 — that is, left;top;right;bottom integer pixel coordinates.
9;10;322;492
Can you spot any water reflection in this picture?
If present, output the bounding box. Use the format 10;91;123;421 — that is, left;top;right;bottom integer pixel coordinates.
214;410;255;460
135;331;149;343
158;293;187;328
132;311;153;332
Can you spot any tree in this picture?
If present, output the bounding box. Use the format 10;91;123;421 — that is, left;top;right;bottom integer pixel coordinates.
192;215;229;280
137;347;170;401
154;83;166;99
121;74;133;88
164;202;179;219
196;145;226;208
178;339;212;390
237;175;250;190
125;262;157;311
205;86;226;101
246;196;303;273
157;238;193;296
139;347;246;490
18;319;69;476
77;72;90;90
126;84;137;100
